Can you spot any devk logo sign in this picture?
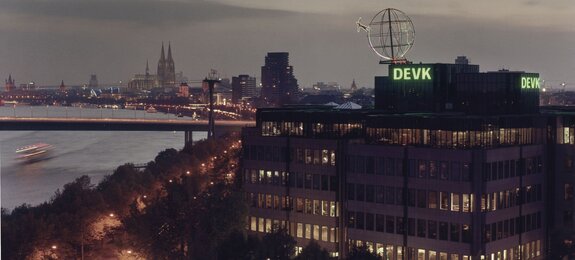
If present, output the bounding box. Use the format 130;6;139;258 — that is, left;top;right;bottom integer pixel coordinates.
392;67;432;81
521;76;540;90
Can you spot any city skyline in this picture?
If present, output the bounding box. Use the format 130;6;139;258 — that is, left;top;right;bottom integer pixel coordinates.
0;0;573;88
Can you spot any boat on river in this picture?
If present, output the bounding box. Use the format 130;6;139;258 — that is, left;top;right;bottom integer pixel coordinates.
15;143;53;163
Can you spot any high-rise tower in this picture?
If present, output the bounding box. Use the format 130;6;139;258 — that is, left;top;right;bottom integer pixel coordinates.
260;52;299;107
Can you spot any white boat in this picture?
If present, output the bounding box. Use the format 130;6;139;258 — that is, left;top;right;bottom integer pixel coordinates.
15;143;53;162
146;106;158;113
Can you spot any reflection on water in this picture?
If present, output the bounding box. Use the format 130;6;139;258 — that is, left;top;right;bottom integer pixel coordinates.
0;106;207;210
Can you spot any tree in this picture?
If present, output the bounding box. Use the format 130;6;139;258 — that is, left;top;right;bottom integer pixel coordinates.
217;231;260;260
257;227;296;260
295;240;330;260
346;245;379;260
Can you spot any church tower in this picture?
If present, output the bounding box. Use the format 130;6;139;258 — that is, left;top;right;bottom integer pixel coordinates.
5;74;15;92
157;42;167;87
166;42;176;87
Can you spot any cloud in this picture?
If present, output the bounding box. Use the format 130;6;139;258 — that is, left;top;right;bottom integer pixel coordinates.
0;0;293;26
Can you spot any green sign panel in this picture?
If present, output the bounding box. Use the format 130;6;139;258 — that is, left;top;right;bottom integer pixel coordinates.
392;67;432;81
521;76;540;89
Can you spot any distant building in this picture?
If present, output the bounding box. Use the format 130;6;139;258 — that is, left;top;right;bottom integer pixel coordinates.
455;56;469;65
157;42;176;88
88;74;98;88
19;82;36;91
5;74;15;92
128;60;157;91
178;82;189;98
59;80;66;91
350;79;358;91
232;74;257;103
260;52;299;106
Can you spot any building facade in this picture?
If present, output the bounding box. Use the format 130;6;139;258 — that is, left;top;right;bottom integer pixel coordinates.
260;52;299;107
241;60;573;259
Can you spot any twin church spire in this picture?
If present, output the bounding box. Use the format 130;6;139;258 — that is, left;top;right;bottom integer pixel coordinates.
157;42;176;88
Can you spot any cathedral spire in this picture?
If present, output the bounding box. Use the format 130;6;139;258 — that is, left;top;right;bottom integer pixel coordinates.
167;42;173;62
160;42;166;62
145;59;149;75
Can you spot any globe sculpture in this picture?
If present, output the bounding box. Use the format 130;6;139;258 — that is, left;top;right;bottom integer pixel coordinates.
357;8;415;63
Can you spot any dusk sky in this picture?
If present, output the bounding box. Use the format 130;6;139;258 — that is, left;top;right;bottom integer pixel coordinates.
0;0;573;89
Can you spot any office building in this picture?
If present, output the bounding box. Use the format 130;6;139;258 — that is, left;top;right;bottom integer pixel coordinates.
232;74;257;103
241;59;573;259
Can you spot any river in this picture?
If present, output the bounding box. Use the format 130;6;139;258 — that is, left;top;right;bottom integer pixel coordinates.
0;106;206;210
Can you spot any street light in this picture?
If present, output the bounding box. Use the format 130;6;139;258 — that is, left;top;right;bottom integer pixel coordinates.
109;213;115;217
51;245;57;250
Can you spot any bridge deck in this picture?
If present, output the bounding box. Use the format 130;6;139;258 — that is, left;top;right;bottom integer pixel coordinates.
0;117;254;132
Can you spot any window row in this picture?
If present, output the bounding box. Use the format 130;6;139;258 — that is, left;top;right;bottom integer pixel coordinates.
261;120;363;137
349;240;472;260
480;185;542;212
483;156;542;182
348;239;541;260
366;127;541;149
244;169;339;192
484;212;541;243
346;157;472;183
244;145;287;162
346;212;472;243
295;148;336;166
347;185;474;213
248;216;340;243
247;192;340;217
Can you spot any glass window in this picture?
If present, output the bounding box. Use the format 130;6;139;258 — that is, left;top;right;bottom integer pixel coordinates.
305;199;312;214
356;212;365;229
429;251;437;260
321;226;328;241
440;161;449;180
356;184;365;201
313;200;321;215
565;184;574;200
376;186;385;204
450;223;460;242
396;217;404;234
376;214;385;232
463;194;471;212
439;222;448;240
440;192;449;210
296;172;303;188
296;198;304;213
451;162;461;181
429;191;437;209
417;219;426;237
321;175;329;191
322;201;329;216
386;187;395;204
313;174;320;190
313;225;320;240
366;185;375;203
417;190;427;208
386;215;395;234
330;150;336;166
418;249;426;260
347;211;356;228
250;216;257;231
329;227;336;242
297;223;303;238
330;202;337;217
429;161;438;179
428;220;437;239
348;183;355;200
305;149;312;164
322;150;329;165
451;193;460;212
305;224;311;239
418;160;427;178
366;213;374;231
304;173;312;189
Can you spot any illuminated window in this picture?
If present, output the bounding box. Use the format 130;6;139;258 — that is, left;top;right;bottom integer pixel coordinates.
250;217;257;231
265;218;272;233
429;251;437;260
440;252;448;260
330;227;336;242
330;202;337;217
305;149;312;164
313;200;321;215
296;198;304;213
322;150;329;165
305;224;311;239
330;151;336;166
266;194;272;209
321;226;328;241
297;223;303;238
451;193;460;212
462;194;471;212
440;192;449;210
313;225;320;240
418;249;426;260
258;218;264;232
305;199;312;214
